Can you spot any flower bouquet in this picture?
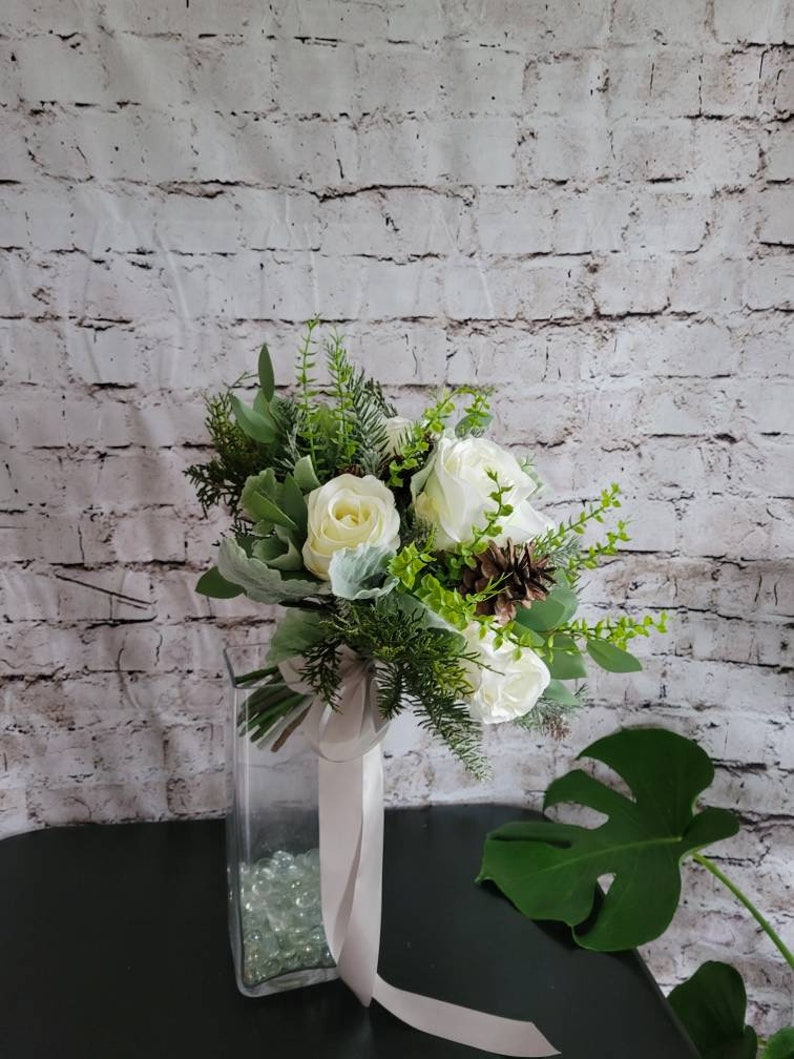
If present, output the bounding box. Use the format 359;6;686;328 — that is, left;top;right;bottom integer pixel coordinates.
187;321;666;1056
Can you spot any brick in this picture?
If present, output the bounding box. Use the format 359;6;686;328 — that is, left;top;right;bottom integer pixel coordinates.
714;0;794;44
678;497;794;560
28;107;196;182
190;38;274;112
186;0;271;35
270;0;388;43
154;193;241;254
26;781;169;826
528;55;608;117
700;50;763;117
694;122;761;188
474;190;554;254
745;257;794;310
758;188;794;246
735;316;794;376
276;40;359;116
593;257;673;315
164;723;224;777
627;191;711;252
16;36;108;105
424;119;518;185
612;120;695;181
322;189;470;257
529;120;612;182
774;60;794;115
552;188;632;253
766;127;794;181
610;0;709;43
606;49;702;118
669;258;746;313
235;188;321;251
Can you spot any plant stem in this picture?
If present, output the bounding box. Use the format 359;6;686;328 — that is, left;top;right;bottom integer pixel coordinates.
693;853;794;971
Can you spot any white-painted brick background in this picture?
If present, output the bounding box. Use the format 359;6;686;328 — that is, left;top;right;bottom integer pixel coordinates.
1;0;792;1034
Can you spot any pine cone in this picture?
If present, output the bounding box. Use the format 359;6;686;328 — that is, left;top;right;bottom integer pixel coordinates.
460;540;555;624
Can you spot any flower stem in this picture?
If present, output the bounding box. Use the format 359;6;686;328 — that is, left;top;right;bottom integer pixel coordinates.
693;853;794;971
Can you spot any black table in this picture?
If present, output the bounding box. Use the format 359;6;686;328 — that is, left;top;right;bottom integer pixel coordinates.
0;806;697;1058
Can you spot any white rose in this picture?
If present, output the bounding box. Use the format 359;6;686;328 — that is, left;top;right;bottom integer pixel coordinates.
381;414;415;457
412;434;552;550
461;624;550;725
302;473;401;580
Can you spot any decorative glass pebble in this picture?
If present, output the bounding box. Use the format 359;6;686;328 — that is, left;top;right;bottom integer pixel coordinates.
238;848;334;989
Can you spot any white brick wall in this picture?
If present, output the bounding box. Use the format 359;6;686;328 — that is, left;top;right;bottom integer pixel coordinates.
1;0;792;1033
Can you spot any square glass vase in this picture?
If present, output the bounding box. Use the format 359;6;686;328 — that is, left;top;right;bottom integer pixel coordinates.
225;644;338;997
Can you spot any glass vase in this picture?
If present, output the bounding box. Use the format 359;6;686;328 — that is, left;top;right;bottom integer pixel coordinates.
224;643;338;997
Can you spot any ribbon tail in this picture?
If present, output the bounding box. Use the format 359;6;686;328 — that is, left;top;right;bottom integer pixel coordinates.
312;663;559;1057
373;977;559;1057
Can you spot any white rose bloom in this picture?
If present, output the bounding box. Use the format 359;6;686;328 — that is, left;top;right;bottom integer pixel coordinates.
412;434;552;550
461;624;551;725
302;473;401;580
381;414;415;457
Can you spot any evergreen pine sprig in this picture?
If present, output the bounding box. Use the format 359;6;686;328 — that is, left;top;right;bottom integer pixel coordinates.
299;596;488;775
185;391;267;514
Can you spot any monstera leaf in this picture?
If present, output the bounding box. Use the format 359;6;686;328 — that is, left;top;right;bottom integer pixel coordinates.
765;1029;794;1058
479;728;739;951
668;962;758;1059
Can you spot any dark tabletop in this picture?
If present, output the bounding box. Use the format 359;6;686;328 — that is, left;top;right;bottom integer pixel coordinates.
0;805;697;1059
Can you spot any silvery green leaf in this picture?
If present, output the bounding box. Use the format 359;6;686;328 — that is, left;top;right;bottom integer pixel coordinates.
218;539;327;604
266;609;327;665
252;528;303;572
293;455;321;492
329;544;398;601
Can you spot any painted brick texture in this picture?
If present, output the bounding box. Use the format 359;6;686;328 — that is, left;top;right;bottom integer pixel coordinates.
1;0;792;1033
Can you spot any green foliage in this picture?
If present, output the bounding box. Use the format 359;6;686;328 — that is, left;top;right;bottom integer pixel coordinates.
387;385;492;489
329;544;398;600
389;541;435;591
217;539;329;605
467;470;515;554
455;386;494;437
300;595;487;776
565;612;669;652
479;727;739;951
668;962;758;1059
235;668;312;746
764;1029;794;1058
185;391;268;514
195;566;244;599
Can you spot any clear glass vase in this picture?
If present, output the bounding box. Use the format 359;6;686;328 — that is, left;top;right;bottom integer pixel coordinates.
224;643;338;997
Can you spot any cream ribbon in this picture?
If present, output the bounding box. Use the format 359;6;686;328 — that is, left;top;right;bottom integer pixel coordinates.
280;654;559;1057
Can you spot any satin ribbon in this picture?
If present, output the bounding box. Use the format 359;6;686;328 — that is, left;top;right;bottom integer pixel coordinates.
280;653;559;1057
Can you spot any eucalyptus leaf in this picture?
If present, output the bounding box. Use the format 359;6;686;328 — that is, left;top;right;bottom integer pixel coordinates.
545;642;588;680
587;640;643;673
252;529;303;572
217;539;327;604
230;393;276;444
764;1028;794;1058
266;609;327;665
668;962;758;1059
242;469;307;539
515;586;578;632
479;727;740;951
196;566;244;599
542;679;580;707
329;544;398;601
258;342;276;401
